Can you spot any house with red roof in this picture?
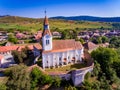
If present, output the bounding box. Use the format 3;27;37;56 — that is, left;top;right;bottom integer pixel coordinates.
0;43;42;68
42;14;84;69
16;33;26;39
83;42;99;53
34;31;42;42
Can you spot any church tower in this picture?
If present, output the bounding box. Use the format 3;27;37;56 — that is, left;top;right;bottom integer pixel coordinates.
42;11;52;51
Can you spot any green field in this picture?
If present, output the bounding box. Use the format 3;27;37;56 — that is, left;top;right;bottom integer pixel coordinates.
45;63;86;73
0;16;112;32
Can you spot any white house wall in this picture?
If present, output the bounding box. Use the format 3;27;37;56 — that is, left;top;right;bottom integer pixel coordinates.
0;54;14;68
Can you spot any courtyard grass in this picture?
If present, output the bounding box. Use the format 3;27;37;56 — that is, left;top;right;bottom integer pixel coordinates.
45;63;87;73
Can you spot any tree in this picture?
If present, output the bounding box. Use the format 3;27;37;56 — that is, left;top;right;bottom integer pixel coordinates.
41;74;53;85
65;85;77;90
30;67;53;89
61;30;69;39
97;37;102;44
6;65;31;90
84;72;91;80
91;47;118;69
12;50;26;64
12;46;30;64
109;36;120;48
30;67;43;89
101;36;108;43
82;80;93;90
99;75;112;90
8;34;18;44
91;47;119;85
91;37;102;44
0;84;7;90
79;38;85;44
112;49;120;79
92;61;101;77
72;30;78;40
52;76;61;87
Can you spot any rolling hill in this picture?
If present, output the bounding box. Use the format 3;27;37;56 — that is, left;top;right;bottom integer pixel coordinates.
0;15;113;32
51;16;120;22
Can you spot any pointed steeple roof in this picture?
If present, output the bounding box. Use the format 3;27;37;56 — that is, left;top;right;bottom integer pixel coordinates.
44;16;49;25
42;11;52;36
44;10;49;25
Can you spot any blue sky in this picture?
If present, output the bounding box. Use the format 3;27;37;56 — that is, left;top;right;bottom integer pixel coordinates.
0;0;120;18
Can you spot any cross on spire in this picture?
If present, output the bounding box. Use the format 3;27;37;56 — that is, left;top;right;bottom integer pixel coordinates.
45;10;47;16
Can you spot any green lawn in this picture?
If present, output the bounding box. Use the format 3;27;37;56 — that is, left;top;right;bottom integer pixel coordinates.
45;63;87;73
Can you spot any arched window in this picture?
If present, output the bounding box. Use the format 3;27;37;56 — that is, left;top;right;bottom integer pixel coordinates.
46;40;49;45
48;40;49;44
46;40;47;45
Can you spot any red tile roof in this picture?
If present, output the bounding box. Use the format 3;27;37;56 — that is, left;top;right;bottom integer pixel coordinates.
43;40;83;53
84;42;98;50
0;43;42;52
34;31;42;40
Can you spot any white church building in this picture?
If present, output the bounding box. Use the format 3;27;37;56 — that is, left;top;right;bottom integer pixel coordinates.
42;15;84;69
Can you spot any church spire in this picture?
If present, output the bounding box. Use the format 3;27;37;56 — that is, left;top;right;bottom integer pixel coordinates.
42;10;52;36
44;10;49;25
42;10;52;51
45;10;46;16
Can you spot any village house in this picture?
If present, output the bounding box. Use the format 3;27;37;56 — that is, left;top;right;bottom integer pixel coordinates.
15;32;26;39
0;43;42;68
83;42;99;53
41;15;84;69
34;31;42;42
52;31;62;38
0;31;8;41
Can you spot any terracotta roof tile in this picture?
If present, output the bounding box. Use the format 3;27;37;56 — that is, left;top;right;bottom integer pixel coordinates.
0;43;42;52
84;42;98;50
43;40;83;53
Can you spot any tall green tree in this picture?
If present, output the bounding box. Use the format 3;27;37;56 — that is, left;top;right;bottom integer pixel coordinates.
91;47;119;84
91;47;118;68
6;65;31;90
109;36;120;48
30;67;43;89
61;30;69;39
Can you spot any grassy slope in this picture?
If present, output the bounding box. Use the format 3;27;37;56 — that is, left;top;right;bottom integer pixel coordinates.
0;16;112;32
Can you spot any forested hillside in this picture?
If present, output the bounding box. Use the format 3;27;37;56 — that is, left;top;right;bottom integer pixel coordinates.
51;16;120;22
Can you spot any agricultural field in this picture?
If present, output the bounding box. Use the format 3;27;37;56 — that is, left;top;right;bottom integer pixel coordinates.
0;16;112;33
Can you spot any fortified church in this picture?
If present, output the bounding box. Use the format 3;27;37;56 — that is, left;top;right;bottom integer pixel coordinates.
42;13;84;69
